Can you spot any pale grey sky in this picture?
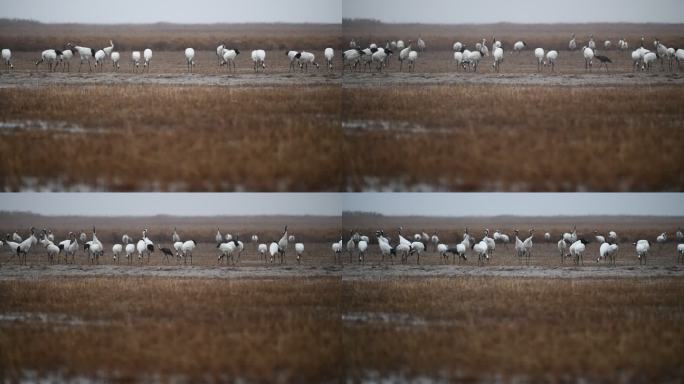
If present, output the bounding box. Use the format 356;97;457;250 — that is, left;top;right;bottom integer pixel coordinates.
0;194;342;216
0;0;341;24
343;194;684;217
0;193;682;217
343;0;684;24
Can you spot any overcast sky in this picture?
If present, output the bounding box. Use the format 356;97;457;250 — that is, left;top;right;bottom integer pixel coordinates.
4;0;682;24
0;0;341;24
343;194;684;217
344;0;684;23
0;193;682;217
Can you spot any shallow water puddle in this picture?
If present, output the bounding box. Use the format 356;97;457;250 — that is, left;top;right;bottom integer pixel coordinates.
342;311;428;327
0;311;100;327
0;120;107;134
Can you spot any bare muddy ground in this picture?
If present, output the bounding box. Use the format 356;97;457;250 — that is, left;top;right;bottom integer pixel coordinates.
1;263;682;281
0;70;341;88
343;71;684;87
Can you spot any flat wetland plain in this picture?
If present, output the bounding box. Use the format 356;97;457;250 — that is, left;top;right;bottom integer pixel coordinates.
1;22;684;191
1;213;684;382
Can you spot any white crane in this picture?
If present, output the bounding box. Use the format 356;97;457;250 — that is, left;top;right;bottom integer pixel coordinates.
430;233;439;252
277;225;288;263
39;232;59;264
181;240;197;265
332;235;343;263
111;52;120;71
295;243;304;264
677;243;684;264
57;232;75;263
112;243;123;263
297;51;319;71
534;48;545;72
131;51;142;72
59;47;73;72
346;231;356;263
634;240;650;265
483;229;496;258
215;228;223;246
185;48;195;73
588;34;596;50
643;52;657;72
102;40;114;56
343;49;363;71
608;231;618;243
143;49;153;72
66;43;96;72
94;49;106;71
125;243;136;265
656;232;667;245
569;239;589;266
582;46;595;71
563;226;577;243
569;33;577;51
216;43;226;66
398;41;412;71
417;37;426;52
492;46;504;72
221;48;239;73
324;48;334;70
2;48;13;71
257;243;267;262
513;41;526;54
172;227;181;244
594;231;606;244
597;242;619;266
376;230;395;263
545;50;558;72
558;237;569;264
136;228;154;264
251;49;266;72
472;239;489;266
407;50;418;72
357;240;368;263
35;49;59;72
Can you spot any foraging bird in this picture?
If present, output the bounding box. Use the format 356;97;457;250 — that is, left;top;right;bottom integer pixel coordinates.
534;48;545;72
251;49;266;72
545;50;558;72
582;46;595;71
295;243;304;264
2;48;14;71
143;49;153;72
597;242;619;266
594;54;612;72
513;41;526;54
185;48;195;73
324;48;334;71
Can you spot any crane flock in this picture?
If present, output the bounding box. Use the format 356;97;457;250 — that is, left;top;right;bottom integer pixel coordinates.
3;33;682;75
2;225;684;268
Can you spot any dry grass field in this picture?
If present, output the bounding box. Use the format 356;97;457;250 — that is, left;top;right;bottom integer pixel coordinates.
0;85;342;191
343;85;684;191
0;277;682;382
